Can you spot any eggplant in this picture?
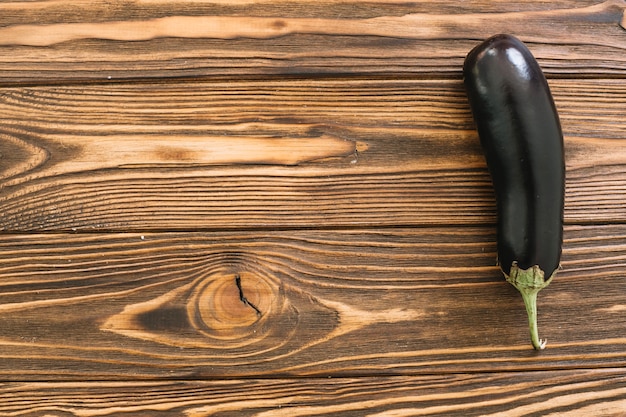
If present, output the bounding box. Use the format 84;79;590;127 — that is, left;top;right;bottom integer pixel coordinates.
463;34;564;349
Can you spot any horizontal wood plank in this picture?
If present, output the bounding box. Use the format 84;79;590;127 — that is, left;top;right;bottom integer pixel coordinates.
0;0;623;411
1;370;625;416
0;225;624;380
0;78;625;231
0;1;624;83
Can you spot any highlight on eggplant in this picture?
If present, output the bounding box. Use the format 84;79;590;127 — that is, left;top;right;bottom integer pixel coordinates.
463;34;565;350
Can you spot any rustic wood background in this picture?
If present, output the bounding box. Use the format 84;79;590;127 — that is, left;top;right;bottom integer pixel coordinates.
1;0;625;415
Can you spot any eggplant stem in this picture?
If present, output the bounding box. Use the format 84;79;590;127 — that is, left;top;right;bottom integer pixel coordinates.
519;288;546;350
504;263;555;350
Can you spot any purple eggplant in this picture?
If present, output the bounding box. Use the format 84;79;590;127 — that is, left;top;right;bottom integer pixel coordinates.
463;34;565;349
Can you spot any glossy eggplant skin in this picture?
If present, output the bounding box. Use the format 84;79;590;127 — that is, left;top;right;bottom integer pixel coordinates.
463;34;564;280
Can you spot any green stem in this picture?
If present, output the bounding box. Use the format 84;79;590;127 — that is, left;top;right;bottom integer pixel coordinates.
519;287;545;350
504;263;555;350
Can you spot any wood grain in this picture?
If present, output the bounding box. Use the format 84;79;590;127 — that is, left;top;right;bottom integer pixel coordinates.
0;0;624;83
0;225;623;380
1;370;625;416
0;78;625;231
0;0;625;412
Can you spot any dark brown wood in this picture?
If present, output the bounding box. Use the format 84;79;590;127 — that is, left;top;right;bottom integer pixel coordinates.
0;225;624;380
0;1;624;83
1;370;625;416
0;79;625;232
0;0;624;413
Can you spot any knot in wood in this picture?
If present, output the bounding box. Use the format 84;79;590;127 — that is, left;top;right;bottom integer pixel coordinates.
190;272;275;339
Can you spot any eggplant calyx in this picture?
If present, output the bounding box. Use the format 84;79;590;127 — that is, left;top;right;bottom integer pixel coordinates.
504;263;555;350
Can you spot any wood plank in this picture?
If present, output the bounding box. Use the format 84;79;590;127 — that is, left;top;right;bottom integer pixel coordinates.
0;225;624;380
0;1;624;83
1;78;625;231
1;370;625;416
0;0;622;412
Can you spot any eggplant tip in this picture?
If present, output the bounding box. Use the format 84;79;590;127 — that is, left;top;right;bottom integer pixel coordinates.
504;263;555;350
536;338;547;350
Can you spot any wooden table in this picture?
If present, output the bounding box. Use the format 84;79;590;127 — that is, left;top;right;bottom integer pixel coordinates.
1;1;625;415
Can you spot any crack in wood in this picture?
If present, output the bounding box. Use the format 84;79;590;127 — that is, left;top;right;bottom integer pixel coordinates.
235;274;262;317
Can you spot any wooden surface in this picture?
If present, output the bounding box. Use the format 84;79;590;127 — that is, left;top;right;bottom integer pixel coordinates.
0;0;625;415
